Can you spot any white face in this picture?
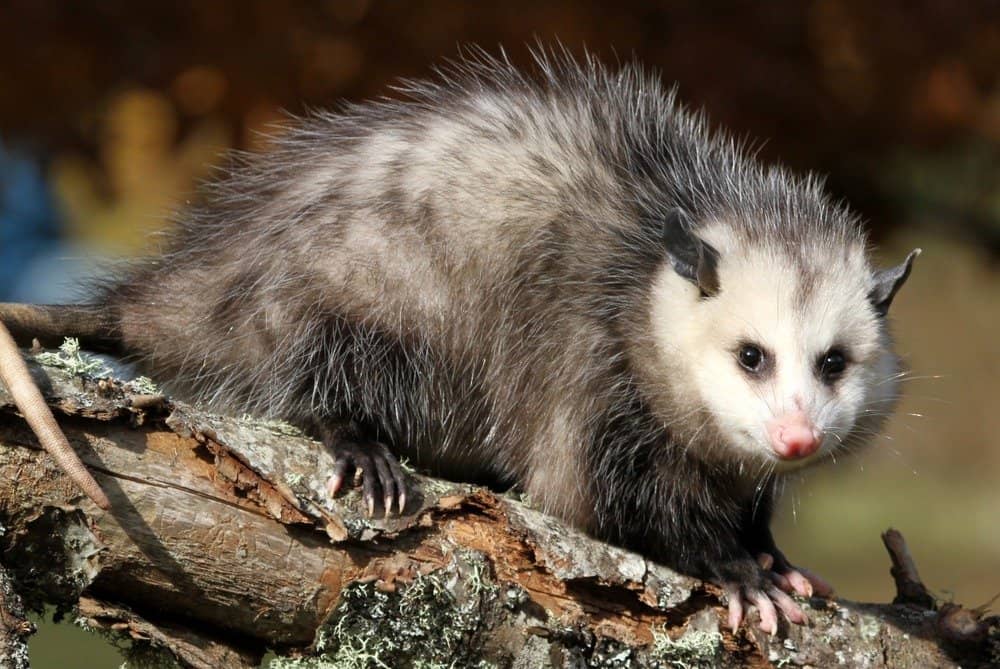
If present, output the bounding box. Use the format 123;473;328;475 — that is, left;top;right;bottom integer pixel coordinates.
649;230;902;472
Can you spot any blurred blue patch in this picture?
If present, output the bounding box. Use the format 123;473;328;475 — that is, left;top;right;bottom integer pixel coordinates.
0;140;60;300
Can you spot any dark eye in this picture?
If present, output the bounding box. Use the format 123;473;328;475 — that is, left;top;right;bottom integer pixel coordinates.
818;348;847;381
737;344;764;372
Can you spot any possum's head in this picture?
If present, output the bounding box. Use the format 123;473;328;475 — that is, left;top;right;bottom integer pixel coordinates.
648;209;918;473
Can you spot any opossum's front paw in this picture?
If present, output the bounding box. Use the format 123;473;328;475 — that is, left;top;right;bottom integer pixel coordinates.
756;551;835;599
325;441;408;517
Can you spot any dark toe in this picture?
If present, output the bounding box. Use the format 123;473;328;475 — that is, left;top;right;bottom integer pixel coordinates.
357;453;380;517
373;453;396;516
387;456;408;513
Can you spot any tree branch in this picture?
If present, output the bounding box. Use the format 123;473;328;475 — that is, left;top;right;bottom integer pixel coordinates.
0;563;32;669
0;360;996;668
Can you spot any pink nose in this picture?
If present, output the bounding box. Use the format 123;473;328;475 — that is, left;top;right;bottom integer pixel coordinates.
767;411;821;460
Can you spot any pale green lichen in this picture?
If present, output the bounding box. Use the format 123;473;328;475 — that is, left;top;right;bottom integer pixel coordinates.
127;376;160;395
34;338;112;377
649;626;723;669
422;478;456;496
270;552;500;669
237;414;305;437
857;613;881;642
463;550;498;599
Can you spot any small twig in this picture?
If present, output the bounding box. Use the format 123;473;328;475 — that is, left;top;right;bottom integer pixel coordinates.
881;528;936;609
128;393;167;411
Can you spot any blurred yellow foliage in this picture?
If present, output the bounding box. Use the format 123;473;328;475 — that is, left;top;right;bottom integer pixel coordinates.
51;86;232;256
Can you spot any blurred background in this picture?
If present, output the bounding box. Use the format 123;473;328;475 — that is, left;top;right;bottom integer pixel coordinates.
1;1;996;665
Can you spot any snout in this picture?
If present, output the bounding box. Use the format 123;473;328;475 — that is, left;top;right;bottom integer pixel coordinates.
766;411;822;460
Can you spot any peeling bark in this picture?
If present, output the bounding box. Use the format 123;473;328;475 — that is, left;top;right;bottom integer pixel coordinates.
0;360;997;668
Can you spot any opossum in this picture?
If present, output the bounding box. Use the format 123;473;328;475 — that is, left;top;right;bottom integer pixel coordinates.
0;51;918;633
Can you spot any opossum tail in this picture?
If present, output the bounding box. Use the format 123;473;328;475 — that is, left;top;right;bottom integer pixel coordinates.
0;303;115;510
0;303;120;352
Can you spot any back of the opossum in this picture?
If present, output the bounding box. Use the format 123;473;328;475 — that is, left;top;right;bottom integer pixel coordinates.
99;52;709;497
4;51;675;510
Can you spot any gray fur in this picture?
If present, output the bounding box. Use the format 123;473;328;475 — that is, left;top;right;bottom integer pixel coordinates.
13;48;914;600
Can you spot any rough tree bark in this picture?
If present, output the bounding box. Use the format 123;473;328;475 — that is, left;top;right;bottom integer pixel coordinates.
0;357;996;668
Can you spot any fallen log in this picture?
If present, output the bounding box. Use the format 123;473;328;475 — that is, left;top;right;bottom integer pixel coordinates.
0;356;996;668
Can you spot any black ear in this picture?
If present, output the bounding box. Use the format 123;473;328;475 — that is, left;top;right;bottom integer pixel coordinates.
662;209;720;297
870;248;920;317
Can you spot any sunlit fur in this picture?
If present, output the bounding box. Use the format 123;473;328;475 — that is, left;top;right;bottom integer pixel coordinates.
80;48;909;590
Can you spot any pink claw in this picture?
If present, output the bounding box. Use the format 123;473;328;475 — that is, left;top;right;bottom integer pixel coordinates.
747;590;778;636
769;586;808;625
785;570;813;597
326;473;344;497
757;552;835;599
792;567;834;598
726;587;744;632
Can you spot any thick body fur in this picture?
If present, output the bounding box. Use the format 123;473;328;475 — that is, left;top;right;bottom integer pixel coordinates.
2;52;914;623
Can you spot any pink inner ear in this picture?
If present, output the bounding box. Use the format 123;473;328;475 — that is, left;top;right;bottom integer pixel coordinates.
767;411;820;459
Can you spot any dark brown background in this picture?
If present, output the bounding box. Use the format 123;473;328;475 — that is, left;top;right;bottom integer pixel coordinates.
2;1;998;242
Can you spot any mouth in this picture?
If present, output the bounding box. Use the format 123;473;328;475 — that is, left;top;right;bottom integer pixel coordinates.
768;444;826;472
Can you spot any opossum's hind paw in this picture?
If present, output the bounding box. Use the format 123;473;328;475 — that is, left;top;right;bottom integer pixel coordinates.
757;552;835;598
324;440;408;517
724;581;807;636
721;556;810;635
